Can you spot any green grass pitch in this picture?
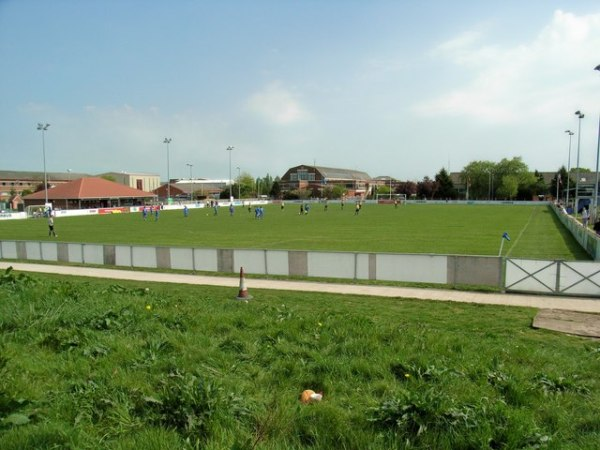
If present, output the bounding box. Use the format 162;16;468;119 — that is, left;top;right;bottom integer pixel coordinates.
0;203;589;260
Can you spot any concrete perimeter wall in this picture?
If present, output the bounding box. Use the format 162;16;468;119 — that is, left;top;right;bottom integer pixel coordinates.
550;204;600;261
0;240;502;288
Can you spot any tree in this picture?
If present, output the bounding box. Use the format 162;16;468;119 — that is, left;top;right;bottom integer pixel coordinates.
284;189;311;200
434;168;457;199
550;166;572;201
396;181;417;197
322;184;346;199
417;176;436;199
376;185;391;198
496;175;519;199
461;160;495;200
270;180;281;198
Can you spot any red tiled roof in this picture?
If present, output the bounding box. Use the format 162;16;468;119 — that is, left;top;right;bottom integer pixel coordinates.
23;177;157;200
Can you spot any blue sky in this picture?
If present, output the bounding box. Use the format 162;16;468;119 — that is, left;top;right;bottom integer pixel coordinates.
1;0;599;182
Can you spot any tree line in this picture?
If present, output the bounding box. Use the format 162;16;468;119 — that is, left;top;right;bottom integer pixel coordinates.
222;157;586;201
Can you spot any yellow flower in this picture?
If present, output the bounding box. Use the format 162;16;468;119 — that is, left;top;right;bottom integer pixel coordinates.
146;305;152;311
404;373;411;378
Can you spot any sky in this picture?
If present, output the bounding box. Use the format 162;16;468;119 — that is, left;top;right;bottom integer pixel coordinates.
1;0;599;183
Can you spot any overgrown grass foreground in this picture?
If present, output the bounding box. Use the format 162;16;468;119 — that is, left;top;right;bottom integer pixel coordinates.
1;267;599;449
0;204;589;260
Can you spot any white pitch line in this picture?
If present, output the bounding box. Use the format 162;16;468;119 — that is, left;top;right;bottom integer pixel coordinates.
505;206;538;258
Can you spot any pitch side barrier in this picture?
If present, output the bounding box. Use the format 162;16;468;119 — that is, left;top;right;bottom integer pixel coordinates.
549;203;600;261
0;239;503;288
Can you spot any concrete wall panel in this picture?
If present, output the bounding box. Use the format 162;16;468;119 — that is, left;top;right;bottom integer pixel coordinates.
115;246;132;267
25;242;41;261
41;242;58;261
194;248;219;272
156;247;171;269
376;254;447;283
266;250;289;276
234;249;266;274
83;244;105;265
448;255;501;287
57;243;69;262
307;251;355;279
1;241;18;259
288;251;307;277
131;246;157;268
170;248;194;271
68;243;83;263
104;246;116;266
217;249;234;273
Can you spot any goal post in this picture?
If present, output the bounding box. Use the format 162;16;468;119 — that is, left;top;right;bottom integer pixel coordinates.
376;193;406;204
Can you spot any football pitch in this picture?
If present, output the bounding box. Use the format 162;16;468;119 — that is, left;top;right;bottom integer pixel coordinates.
0;203;589;260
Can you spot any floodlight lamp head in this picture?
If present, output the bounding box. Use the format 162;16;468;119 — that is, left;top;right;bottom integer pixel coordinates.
595;64;600;71
575;110;584;118
163;138;171;144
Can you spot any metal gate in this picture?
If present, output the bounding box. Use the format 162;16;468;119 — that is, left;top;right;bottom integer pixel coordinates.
505;258;600;297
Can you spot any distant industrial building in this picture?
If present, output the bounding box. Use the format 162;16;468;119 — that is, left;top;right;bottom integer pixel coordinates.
280;164;371;197
99;172;160;192
153;179;229;200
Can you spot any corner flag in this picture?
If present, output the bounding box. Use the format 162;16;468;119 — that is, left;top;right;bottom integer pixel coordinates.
499;232;510;256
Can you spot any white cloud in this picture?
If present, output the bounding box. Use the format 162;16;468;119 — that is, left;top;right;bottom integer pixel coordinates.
245;82;310;125
415;10;600;123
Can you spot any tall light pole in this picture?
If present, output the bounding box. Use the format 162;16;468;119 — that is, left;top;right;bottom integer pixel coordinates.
163;138;172;202
575;110;585;215
565;130;574;208
593;65;600;222
236;166;241;199
186;163;193;201
66;169;71;210
226;146;234;200
37;123;50;206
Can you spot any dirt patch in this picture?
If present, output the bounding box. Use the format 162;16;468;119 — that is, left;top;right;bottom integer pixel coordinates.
532;309;600;338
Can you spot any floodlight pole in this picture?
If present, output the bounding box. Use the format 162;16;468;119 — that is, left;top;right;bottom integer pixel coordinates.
186;163;193;201
164;138;172;202
592;65;600;223
236;166;241;199
575;110;585;215
565;130;574;208
36;123;50;206
226;146;234;200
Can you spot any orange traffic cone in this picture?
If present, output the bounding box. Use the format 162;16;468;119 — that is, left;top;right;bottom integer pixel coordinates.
236;267;253;300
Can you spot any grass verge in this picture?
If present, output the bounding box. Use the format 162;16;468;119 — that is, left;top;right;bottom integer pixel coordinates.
1;268;599;449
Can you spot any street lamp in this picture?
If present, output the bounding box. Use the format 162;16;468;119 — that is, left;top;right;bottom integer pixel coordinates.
36;123;50;206
236;166;241;199
575;110;585;215
226;146;234;200
565;130;574;208
186;163;193;201
163;138;172;202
